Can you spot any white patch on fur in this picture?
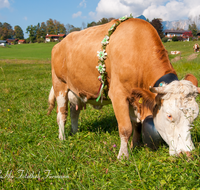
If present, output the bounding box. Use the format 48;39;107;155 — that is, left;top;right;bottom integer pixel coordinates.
57;92;66;140
117;136;128;159
48;86;55;103
129;106;140;123
68;91;81;105
57;112;65;140
57;92;66;108
68;90;111;107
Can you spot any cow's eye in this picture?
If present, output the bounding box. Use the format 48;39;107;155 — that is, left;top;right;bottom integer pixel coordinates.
167;114;173;121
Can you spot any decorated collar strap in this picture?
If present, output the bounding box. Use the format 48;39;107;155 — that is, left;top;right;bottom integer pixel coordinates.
154;73;178;87
96;14;133;102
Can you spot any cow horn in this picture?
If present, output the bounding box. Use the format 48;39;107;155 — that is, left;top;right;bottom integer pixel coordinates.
149;86;166;94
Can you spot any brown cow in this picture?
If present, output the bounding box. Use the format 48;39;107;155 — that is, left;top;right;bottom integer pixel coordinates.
48;18;200;159
193;43;199;52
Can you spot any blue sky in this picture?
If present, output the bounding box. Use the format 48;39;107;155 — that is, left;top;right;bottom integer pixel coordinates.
1;0;200;38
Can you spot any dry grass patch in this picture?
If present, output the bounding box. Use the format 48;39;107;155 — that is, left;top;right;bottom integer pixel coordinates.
187;53;199;61
0;59;51;64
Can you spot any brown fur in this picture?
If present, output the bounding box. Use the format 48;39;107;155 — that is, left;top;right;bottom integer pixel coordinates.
48;18;187;157
184;74;198;87
128;88;156;121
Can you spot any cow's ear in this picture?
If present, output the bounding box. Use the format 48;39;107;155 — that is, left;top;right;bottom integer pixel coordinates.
184;74;198;87
155;94;164;107
128;88;156;112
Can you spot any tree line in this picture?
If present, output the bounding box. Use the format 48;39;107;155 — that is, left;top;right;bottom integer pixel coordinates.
0;22;24;40
1;16;200;43
0;17;163;43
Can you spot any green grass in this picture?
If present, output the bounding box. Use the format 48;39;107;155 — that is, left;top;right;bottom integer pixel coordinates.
164;41;199;61
0;41;200;189
0;43;56;60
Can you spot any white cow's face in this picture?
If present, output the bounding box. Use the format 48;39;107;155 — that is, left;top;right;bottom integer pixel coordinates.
151;80;199;155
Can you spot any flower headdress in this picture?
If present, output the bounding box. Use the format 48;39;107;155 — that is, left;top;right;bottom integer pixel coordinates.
96;14;133;102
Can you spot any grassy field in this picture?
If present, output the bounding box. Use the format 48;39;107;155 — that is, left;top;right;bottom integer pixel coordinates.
0;41;200;189
0;43;56;60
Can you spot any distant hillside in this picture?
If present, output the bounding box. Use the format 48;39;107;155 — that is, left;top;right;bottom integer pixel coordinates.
162;19;200;31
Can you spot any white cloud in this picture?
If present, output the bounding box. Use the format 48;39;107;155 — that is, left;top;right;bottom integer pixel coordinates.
90;0;200;21
143;1;189;21
79;0;86;8
72;11;82;18
0;0;10;9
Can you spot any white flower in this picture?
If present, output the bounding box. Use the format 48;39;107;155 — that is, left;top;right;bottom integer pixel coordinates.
119;15;128;21
101;35;109;45
97;50;107;61
96;64;105;74
108;24;116;32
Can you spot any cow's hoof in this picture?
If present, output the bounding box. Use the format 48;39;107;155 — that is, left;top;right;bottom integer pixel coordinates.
117;151;129;160
59;135;66;140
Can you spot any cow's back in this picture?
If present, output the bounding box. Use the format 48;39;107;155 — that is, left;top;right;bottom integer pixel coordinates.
51;18;175;99
107;19;175;94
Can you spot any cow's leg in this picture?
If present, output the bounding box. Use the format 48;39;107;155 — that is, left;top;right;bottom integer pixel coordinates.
53;76;68;140
70;103;81;134
56;89;68;140
131;122;142;148
111;94;132;159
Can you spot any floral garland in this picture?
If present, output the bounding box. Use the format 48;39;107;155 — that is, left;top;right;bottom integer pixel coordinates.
96;14;133;102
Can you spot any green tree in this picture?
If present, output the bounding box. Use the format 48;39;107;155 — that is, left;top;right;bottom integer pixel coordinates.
26;25;37;43
188;22;197;37
0;22;14;40
150;18;164;39
46;19;66;35
46;19;55;34
146;18;150;22
66;24;81;33
40;22;47;39
162;37;168;43
97;18;109;25
87;17;115;28
69;27;81;33
14;25;24;39
59;24;66;34
172;36;178;41
87;21;97;28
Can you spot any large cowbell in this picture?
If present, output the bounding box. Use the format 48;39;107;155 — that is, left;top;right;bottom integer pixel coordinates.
142;115;165;149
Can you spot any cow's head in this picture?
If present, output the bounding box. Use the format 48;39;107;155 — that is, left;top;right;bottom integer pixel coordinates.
150;79;200;155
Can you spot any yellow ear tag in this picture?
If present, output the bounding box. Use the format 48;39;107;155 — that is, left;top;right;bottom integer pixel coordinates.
138;97;143;104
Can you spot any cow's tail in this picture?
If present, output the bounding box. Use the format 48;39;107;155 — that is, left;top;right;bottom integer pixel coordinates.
47;86;56;115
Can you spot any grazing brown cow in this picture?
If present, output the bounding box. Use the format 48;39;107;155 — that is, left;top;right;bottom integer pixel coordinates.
193;43;199;52
48;18;200;159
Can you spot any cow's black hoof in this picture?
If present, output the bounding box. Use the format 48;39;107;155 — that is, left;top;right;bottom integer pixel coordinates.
142;115;165;149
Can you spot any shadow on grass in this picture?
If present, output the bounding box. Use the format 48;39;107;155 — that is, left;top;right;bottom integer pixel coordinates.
79;115;118;134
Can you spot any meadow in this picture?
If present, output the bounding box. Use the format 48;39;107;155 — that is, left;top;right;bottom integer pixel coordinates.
0;41;200;189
